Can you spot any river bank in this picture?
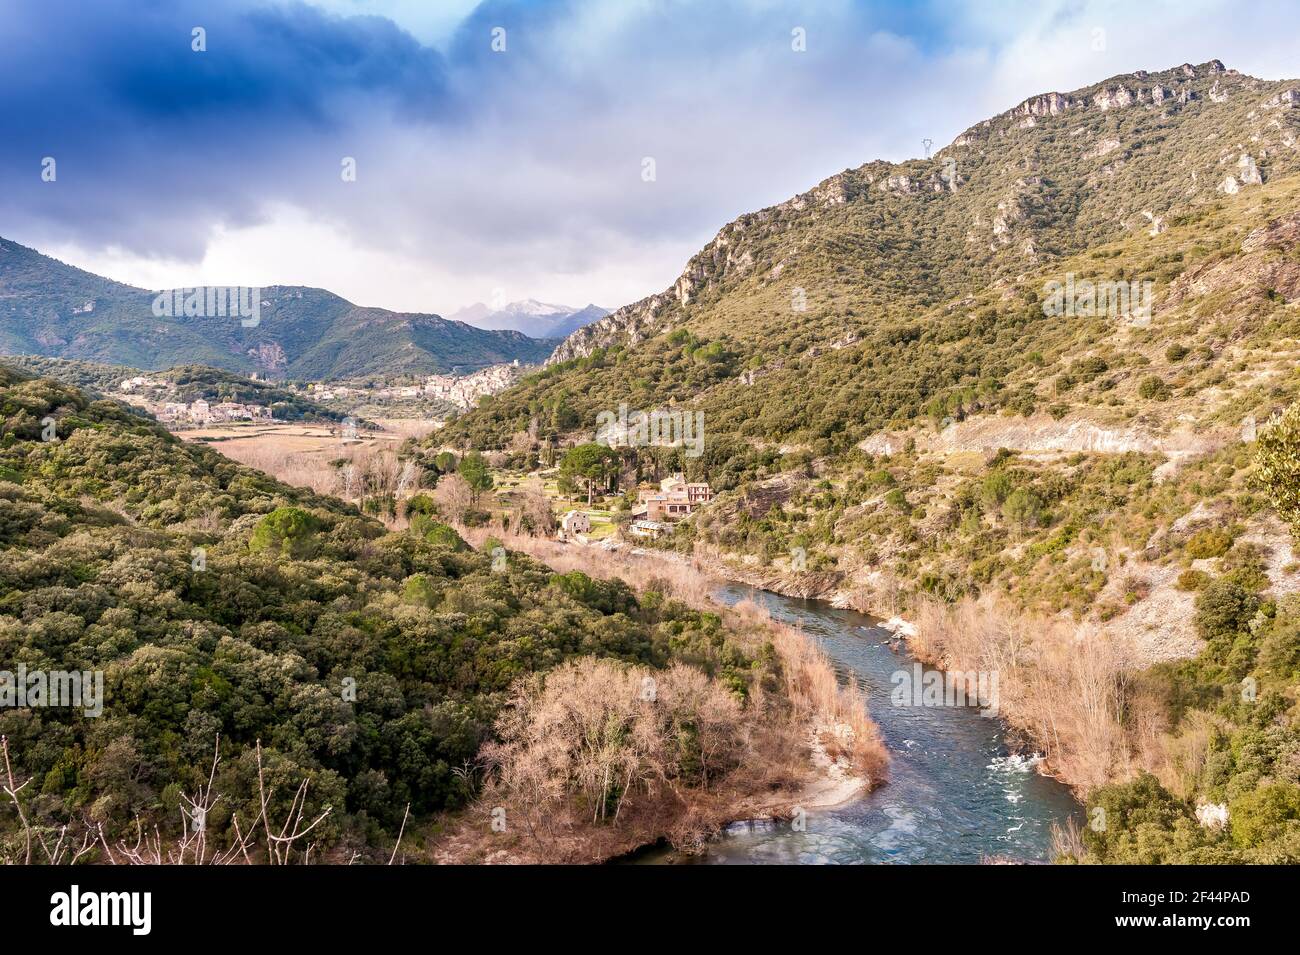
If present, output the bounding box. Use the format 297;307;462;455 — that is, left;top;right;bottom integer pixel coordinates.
432;527;888;864
664;542;1151;797
451;528;1083;863
635;583;1083;864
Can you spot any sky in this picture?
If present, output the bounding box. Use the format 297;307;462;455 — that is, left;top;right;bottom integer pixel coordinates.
1;0;1298;321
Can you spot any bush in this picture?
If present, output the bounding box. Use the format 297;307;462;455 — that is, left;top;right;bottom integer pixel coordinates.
411;514;468;550
884;488;910;512
1255;401;1300;535
1165;343;1189;362
402;573;440;607
1230;784;1300;848
1072;357;1109;382
1195;576;1258;643
1176;568;1211;592
249;506;322;558
980;469;1014;507
1002;488;1045;528
404;493;438;517
1138;375;1170;401
1083;773;1188;864
1185;527;1233;559
1258;611;1300;680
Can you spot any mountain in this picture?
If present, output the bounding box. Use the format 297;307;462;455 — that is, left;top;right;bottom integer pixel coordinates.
448;298;609;339
436;60;1300;860
0;237;557;379
545;303;611;338
448;58;1300;466
549;59;1299;366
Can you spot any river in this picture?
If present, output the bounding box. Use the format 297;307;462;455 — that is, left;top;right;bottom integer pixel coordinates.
638;582;1082;864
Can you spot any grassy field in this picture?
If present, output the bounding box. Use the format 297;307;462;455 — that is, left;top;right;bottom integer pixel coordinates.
492;467;625;539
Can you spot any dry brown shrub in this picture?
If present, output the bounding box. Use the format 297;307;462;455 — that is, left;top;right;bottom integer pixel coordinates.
733;599;888;783
433;472;474;524
1151;709;1221;799
475;658;750;861
910;595;1133;792
465;529;888;781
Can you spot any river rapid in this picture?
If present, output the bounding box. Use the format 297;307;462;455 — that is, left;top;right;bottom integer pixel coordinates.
638;583;1082;864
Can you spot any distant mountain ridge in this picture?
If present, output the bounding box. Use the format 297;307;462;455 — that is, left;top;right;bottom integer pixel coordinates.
0;237;557;379
448;298;609;339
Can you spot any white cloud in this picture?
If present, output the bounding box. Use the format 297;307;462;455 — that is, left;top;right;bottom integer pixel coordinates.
45;203;687;315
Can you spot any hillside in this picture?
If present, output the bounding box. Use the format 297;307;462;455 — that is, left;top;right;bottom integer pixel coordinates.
0;365;887;863
442;58;1300;520
0;238;556;379
434;60;1300;861
451;62;1300;463
550;60;1300;364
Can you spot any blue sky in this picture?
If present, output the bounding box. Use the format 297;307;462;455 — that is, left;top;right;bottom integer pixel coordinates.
2;0;1298;319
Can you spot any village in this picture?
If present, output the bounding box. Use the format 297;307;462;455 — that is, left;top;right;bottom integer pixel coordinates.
114;361;526;431
308;362;522;411
118;376;276;426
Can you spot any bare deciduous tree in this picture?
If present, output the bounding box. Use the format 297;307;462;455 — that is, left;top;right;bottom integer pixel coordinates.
434;472;475;524
0;734;358;866
519;479;557;536
479;658;746;844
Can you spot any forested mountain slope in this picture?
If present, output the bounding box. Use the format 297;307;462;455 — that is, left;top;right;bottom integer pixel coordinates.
551;60;1299;361
447;61;1300;464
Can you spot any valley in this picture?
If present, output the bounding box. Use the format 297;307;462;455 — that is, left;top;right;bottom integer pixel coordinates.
6;49;1300;872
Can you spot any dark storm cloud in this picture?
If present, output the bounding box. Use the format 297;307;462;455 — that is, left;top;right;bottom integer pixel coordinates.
0;0;449;255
